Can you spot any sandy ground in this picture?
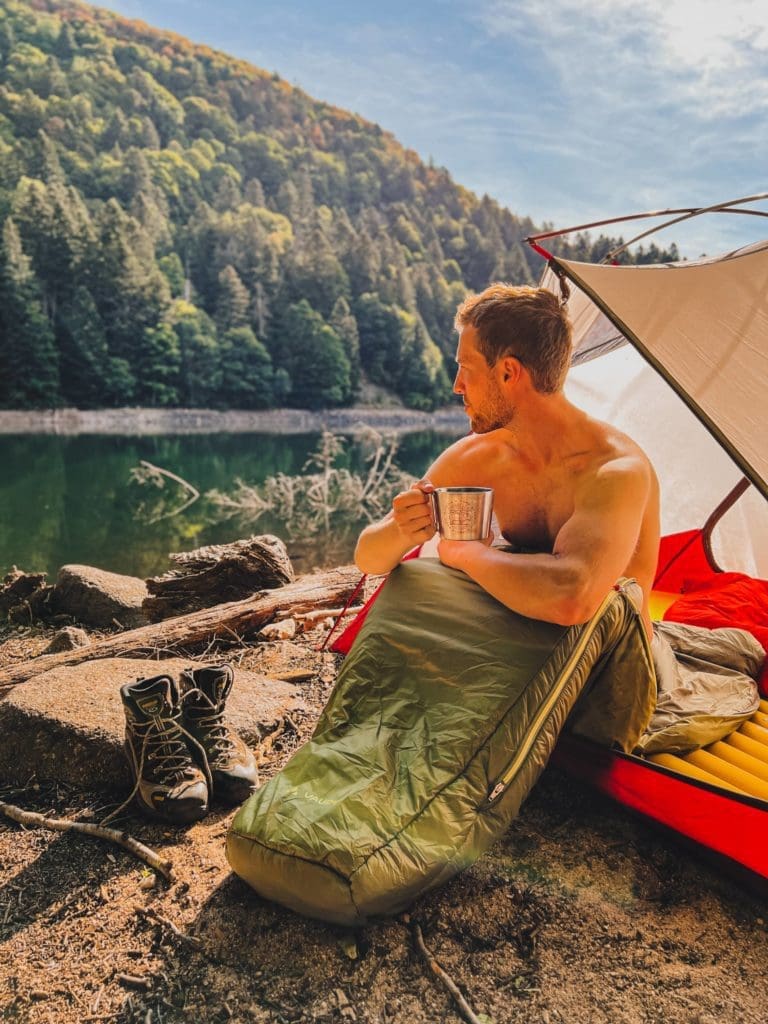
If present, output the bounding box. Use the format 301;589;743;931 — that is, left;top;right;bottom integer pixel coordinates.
0;622;766;1024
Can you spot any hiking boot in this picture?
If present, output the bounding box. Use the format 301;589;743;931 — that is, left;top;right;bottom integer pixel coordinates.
120;674;209;824
180;664;259;804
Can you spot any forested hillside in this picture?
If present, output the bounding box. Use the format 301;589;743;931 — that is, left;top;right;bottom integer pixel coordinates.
0;0;679;411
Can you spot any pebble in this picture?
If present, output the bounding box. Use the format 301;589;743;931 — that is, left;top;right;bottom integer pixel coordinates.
259;618;297;640
44;626;90;654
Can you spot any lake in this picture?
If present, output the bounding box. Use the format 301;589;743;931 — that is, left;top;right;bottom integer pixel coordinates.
0;428;465;581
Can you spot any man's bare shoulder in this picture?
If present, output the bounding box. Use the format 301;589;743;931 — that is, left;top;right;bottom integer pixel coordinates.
587;415;653;471
576;415;657;499
426;431;506;485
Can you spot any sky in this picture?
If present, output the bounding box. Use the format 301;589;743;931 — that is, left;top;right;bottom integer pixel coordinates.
101;0;768;259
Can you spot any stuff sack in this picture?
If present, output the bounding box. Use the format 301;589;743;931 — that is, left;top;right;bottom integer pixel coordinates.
227;559;655;925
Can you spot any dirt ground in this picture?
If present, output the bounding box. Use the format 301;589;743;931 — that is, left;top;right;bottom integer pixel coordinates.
0;621;766;1024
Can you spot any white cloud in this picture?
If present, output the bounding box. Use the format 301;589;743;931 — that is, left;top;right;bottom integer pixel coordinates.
478;0;768;118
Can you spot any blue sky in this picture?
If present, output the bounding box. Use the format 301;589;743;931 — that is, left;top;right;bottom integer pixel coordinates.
102;0;768;258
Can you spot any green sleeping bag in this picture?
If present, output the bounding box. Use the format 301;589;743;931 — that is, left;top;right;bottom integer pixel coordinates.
227;559;655;925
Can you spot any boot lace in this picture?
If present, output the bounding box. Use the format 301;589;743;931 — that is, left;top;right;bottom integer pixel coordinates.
139;714;200;783
182;688;237;767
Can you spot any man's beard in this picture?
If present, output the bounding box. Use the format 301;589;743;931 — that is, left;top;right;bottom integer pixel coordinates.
467;384;512;434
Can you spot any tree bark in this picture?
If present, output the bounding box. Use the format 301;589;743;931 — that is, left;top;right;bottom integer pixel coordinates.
0;565;361;692
144;534;295;621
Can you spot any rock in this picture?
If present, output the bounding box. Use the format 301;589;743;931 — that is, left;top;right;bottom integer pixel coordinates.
0;656;302;791
53;565;149;629
44;626;91;654
258;618;297;641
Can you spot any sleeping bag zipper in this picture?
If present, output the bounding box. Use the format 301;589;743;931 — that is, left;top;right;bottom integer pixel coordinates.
486;588;619;805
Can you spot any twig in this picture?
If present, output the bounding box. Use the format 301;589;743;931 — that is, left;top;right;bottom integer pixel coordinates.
91;984;105;1014
274;669;315;682
66;983;88;1009
256;719;288;763
409;917;483;1024
283;713;300;734
137;907;202;949
116;973;150;991
295;606;364;624
0;800;173;880
137;460;200;523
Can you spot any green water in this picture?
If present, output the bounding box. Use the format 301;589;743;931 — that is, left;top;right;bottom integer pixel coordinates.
0;430;460;580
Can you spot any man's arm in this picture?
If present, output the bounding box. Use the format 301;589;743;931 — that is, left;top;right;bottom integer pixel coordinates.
354;481;436;574
354;436;480;574
437;456;651;625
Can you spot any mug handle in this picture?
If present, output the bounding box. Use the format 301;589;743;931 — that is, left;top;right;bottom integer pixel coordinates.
429;491;441;535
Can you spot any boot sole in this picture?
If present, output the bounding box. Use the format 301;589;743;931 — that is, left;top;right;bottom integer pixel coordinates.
212;774;259;806
134;792;209;824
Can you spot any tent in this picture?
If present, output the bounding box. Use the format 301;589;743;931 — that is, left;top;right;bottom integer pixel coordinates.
529;196;768;889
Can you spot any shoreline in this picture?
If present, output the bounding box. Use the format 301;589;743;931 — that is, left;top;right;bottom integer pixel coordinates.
0;405;468;436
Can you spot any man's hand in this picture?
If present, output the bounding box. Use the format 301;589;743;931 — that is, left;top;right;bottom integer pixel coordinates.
392;479;436;545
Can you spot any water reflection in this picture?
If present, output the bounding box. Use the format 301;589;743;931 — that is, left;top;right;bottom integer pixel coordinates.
0;431;462;579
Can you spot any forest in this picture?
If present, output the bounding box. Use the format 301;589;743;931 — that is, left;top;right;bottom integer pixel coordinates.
0;0;679;411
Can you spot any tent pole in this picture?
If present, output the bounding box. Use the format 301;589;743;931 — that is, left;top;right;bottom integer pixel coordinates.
702;478;752;572
526;193;768;258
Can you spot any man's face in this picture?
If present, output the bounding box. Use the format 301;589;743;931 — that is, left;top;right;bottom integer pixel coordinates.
453;325;512;433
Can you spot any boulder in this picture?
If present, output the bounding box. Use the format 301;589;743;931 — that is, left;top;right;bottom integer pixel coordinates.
0;656;304;792
53;565;149;629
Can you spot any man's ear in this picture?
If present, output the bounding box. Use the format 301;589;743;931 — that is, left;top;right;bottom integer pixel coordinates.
500;355;522;384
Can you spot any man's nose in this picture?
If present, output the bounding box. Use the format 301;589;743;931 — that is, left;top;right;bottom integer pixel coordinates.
453;370;464;394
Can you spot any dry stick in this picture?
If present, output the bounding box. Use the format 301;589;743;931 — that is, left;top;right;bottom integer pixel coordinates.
274;669;315;682
256;719;288;764
410;919;483;1024
91;984;105;1014
365;439;398;500
137;907;202;950
0;800;173;880
116;973;150;991
0;565;361;692
139;460;200;523
296;605;364;624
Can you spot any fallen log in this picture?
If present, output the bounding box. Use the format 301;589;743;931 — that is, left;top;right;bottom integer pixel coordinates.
144;534;294;622
0;565;360;692
0;567;54;622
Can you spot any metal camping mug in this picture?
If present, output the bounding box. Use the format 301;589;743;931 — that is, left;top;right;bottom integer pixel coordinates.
430;487;494;541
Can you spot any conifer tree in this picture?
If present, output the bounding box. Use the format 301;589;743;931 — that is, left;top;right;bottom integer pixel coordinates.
133;323;181;406
172;303;222;406
219;326;275;409
0;219;60;408
330;296;361;397
287;214;350;318
243;178;265;206
215;265;251;333
58;286;120;407
277;300;351;409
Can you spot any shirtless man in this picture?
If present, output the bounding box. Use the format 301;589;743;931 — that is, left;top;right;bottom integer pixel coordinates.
355;284;660;639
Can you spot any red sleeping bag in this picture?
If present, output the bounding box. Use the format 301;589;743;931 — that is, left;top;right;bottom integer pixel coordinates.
655;530;768;696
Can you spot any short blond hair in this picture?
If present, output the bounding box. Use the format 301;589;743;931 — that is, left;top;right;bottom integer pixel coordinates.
454;284;572;393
